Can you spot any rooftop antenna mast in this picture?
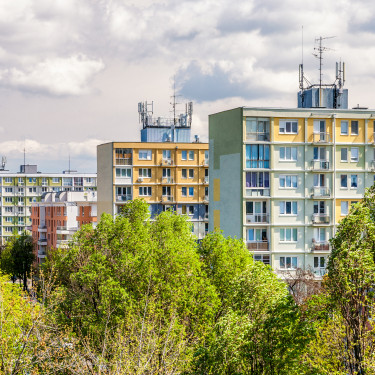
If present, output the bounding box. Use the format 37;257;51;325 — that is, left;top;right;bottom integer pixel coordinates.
23;139;26;170
313;36;335;89
170;76;181;126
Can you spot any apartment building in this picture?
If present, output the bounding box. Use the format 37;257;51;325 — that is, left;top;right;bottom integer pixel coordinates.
97;142;209;239
31;191;97;263
0;164;96;245
209;106;375;277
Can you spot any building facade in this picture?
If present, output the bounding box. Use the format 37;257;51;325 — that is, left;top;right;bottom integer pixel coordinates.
0;165;96;245
97;142;209;239
209;107;375;277
31;191;97;263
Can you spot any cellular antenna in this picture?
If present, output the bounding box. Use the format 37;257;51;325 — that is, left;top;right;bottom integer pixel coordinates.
313;36;336;89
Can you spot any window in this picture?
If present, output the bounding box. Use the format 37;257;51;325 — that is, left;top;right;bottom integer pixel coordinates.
5;187;12;193
279;175;298;188
351;175;358;188
188;150;194;160
248;228;267;242
188;206;194;215
280;201;298;215
52;178;60;183
351;147;359;162
341;120;348;135
341;201;349;216
314;201;325;214
139;150;152;160
279;120;298;134
189;169;194;178
181;187;187;197
205;150;209;161
5;207;12;213
188;187;194;196
351;120;359;135
181;150;187;160
280;256;298;269
181;169;187;178
162;168;171;178
246;172;270;188
280;228;298;242
314;256;325;268
341;148;348;162
341;175;348;188
28;187;36;193
5;197;12;203
246;145;270;168
162;150;171;160
5;177;12;183
18;187;24;193
138;168;151;178
313;147;326;160
280;147;297;161
253;254;270;265
116;168;132;178
5;217;12;223
5;227;12;233
162;186;171;196
313;174;325;187
86;178;92;183
116;186;131;197
139;187;152;196
28;178;36;183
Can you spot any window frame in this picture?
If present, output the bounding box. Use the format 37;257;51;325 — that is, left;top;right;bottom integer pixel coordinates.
351;120;359;135
279;120;298;134
279;201;298;216
341;120;349;135
280;256;298;270
279;147;297;161
139;149;152;160
351;147;359;162
279;175;298;189
280;228;298;242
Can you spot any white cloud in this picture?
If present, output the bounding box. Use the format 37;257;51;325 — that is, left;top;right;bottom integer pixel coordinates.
0;55;104;96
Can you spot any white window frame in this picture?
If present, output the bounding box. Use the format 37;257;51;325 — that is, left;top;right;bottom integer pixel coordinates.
280;201;298;216
340;175;348;189
116;168;132;178
341;147;348;162
139;150;152;160
279;120;298;134
188;150;194;160
181;187;187;197
279;175;298;188
139;186;152;196
181;169;187;179
279;147;297;161
280;228;298;242
4;177;12;183
351;147;359;162
341;120;348;135
181;150;187;160
188;169;194;178
188;187;194;197
139;168;151;178
351;174;358;189
280;256;298;270
351;120;359;135
341;201;349;216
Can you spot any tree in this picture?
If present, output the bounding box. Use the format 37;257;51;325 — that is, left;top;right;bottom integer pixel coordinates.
0;232;34;290
44;199;219;372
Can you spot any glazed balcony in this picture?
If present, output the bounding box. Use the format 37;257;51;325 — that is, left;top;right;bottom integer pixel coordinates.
310;160;330;171
246;214;270;224
311;214;330;224
312;240;330;251
310;187;330;198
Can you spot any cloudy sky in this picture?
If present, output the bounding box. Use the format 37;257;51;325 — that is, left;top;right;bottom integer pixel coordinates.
1;0;375;172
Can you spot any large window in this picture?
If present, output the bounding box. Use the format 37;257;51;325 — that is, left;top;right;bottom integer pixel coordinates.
248;228;267;242
181;151;187;160
116;168;131;178
246;172;270;188
340;175;347;188
162;150;171;160
246;145;270;168
351;174;358;188
139;168;151;178
341;120;348;135
246;118;270;141
188;151;194;160
351;147;359;162
279;175;298;188
341;201;349;216
280;147;297;161
280;256;298;269
341;148;348;162
139;187;152;196
139;150;152;160
279;120;298;134
351;120;359;135
280;201;297;215
280;228;298;242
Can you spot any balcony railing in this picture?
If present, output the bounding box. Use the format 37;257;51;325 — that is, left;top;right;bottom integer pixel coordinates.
38;238;47;245
246;214;269;224
311;187;330;198
311;214;330;224
312;240;330;251
246;188;270;197
245;160;270;169
246;132;270;142
161;195;174;202
56;226;78;232
247;241;269;251
313;132;331;143
161;177;174;184
313;268;327;277
115;158;132;166
161;159;173;166
116;195;132;202
310;160;330;170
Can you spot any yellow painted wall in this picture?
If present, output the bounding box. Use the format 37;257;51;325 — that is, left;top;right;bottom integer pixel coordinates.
368;120;375;143
273;118;304;142
335;118;365;143
335;199;362;223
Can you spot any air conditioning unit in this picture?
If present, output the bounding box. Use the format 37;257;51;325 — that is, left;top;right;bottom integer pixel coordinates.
137;177;143;183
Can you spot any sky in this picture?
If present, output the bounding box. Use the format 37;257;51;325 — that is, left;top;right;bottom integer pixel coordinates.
1;0;375;173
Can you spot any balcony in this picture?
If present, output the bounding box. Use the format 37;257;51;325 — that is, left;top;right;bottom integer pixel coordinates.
246;132;270;142
313;268;327;277
312;132;331;143
56;226;78;234
202;159;209;166
161;177;174;184
115;158;132;166
116;195;132;202
311;214;330;224
161;159;173;166
247;241;269;251
161;195;174;203
371;161;375;171
246;188;270;197
312;240;330;251
38;225;47;233
56;240;70;249
245;160;270;169
246;214;269;224
37;250;46;258
38;238;47;246
310;187;330;198
310;160;330;170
